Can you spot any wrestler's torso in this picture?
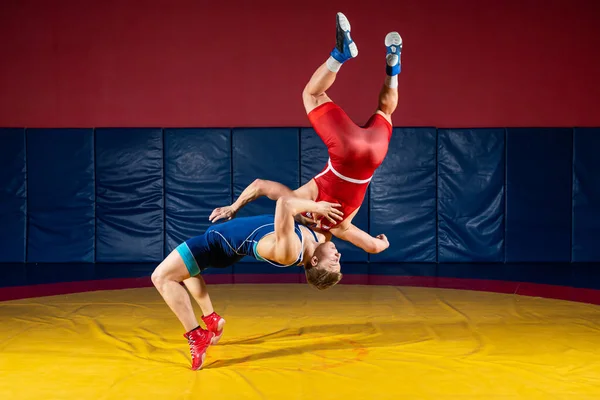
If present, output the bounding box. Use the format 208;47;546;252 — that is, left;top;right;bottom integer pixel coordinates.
206;215;318;266
303;104;392;231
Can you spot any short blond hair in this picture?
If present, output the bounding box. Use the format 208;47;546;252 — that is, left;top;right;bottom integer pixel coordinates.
305;265;342;290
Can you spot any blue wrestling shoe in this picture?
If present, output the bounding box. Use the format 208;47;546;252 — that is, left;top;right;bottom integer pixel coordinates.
385;31;403;75
330;12;358;63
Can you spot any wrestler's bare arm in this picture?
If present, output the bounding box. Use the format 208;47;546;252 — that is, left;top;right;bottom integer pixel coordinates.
330;222;389;254
266;196;342;264
209;179;316;223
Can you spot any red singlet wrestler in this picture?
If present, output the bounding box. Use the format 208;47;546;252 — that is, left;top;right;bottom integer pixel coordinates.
210;12;403;255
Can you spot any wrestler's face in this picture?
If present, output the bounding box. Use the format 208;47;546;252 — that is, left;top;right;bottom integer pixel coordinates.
314;241;341;272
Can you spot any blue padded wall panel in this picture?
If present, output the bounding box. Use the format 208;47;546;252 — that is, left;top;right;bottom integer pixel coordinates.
165;129;232;254
572;128;600;261
438;129;505;262
232;128;299;216
300;128;368;262
232;128;300;263
506;128;572;262
95;128;163;262
0;129;26;262
370;128;437;262
300;128;328;185
27;129;95;262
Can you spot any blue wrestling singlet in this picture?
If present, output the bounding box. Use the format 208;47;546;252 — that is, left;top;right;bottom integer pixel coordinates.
175;214;318;276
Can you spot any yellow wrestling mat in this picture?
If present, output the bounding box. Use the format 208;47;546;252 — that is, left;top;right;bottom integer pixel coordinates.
1;284;600;399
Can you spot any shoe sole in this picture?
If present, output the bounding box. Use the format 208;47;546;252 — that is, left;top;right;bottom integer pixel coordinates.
211;318;226;345
337;12;358;58
385;31;402;48
192;353;206;371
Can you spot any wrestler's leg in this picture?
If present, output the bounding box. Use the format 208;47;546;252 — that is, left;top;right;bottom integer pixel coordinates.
152;244;215;369
183;275;227;344
376;32;402;125
302;64;335;114
152;250;198;331
303;12;358;114
183;275;214;316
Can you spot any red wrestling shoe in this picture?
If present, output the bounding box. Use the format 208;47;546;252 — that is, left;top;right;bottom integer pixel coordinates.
184;327;214;370
202;312;226;345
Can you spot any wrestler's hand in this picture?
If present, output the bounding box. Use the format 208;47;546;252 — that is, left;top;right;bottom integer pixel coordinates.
374;234;389;253
315;201;344;225
209;205;237;223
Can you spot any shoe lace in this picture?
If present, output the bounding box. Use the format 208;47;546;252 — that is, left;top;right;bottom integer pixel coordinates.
188;338;197;357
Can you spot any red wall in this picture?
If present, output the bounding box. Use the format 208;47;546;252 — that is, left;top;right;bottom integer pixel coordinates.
1;0;599;128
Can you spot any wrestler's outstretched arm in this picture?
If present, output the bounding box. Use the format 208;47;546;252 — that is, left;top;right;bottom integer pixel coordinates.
209;179;315;223
331;223;389;254
209;179;294;223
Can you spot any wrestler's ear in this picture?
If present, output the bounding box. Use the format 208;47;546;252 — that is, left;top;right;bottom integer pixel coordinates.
310;256;319;267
